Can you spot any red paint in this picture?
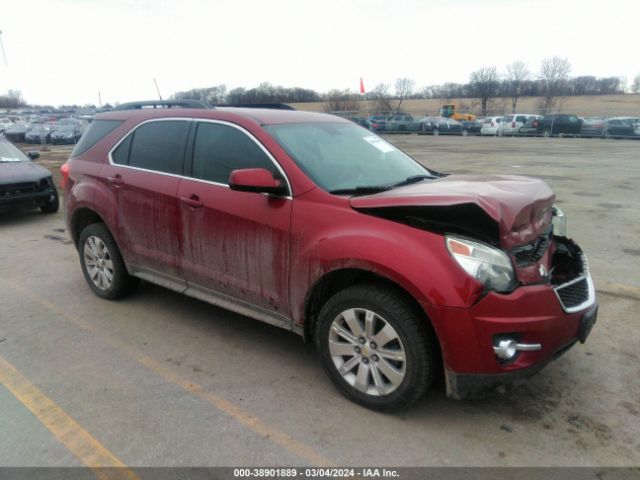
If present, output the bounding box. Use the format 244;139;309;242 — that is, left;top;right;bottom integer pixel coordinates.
63;107;596;382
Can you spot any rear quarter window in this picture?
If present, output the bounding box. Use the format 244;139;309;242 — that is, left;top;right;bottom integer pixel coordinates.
71;120;123;157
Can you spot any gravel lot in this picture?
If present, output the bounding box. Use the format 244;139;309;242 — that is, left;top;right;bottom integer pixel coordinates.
0;136;638;468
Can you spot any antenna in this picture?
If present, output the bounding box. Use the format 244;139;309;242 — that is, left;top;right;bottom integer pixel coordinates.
153;78;165;106
0;30;8;67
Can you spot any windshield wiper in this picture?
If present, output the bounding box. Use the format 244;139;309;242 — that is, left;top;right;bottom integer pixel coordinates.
329;185;392;196
390;175;433;188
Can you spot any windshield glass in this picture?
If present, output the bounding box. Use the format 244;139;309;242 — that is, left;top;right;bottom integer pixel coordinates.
0;141;28;162
265;122;429;193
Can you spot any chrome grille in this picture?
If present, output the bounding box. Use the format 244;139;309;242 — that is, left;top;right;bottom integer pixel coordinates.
555;278;589;310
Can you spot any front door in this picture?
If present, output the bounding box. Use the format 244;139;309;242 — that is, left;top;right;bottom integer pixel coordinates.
178;121;292;315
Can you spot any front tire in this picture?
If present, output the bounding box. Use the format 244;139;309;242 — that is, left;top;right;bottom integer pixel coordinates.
432;128;439;136
315;284;437;411
78;223;139;300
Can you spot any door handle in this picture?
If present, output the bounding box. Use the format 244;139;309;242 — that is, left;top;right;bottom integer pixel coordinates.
107;174;124;185
180;195;203;208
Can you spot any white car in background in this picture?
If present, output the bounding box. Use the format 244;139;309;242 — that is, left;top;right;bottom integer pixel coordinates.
480;116;503;135
0;117;14;133
499;114;543;135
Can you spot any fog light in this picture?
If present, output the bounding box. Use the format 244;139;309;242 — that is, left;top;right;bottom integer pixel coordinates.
493;338;542;360
493;339;518;360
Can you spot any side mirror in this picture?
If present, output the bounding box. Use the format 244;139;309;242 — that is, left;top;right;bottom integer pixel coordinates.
229;168;287;196
27;151;40;160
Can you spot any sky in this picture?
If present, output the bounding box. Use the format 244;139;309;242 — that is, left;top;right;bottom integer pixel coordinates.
0;0;638;106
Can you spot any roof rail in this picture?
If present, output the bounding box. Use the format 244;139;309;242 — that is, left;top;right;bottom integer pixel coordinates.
216;103;295;110
112;100;212;111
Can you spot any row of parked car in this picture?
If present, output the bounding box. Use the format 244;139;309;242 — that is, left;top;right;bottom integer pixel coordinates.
0;115;85;144
360;113;640;139
479;114;640;138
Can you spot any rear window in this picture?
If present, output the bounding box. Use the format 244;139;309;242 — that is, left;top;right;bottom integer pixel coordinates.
71;120;122;157
503;116;514;122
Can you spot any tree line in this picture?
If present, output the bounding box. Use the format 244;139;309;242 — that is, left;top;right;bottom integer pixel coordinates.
3;59;640;113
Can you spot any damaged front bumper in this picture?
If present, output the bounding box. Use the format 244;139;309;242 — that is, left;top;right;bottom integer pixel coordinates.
424;236;598;400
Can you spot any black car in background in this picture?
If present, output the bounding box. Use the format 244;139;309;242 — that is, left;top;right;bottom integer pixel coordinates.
419;116;463;135
25;124;53;144
50;124;83;144
460;120;482;136
520;114;583;136
0;138;59;213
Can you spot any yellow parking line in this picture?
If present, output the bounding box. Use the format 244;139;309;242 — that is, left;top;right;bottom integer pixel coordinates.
0;354;139;480
1;278;335;467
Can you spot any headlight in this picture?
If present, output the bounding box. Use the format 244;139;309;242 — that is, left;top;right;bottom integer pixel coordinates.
552;205;566;236
446;236;516;292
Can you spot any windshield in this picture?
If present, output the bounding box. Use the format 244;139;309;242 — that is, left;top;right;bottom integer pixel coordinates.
264;122;430;193
0;141;29;162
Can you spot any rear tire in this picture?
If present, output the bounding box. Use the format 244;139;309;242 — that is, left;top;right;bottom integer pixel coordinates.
78;223;139;300
432;128;439;136
315;284;437;411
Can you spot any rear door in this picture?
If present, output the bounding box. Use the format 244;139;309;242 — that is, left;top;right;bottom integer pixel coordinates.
104;119;191;279
178;120;292;314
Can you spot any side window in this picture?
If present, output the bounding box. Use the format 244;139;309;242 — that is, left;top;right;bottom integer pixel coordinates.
112;134;132;165
128;121;190;175
192;122;277;184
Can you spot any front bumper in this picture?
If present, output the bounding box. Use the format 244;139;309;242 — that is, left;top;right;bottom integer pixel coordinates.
423;238;597;399
0;182;57;212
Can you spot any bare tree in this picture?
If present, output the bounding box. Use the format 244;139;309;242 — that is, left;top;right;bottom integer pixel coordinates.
632;74;640;94
540;56;571;114
369;83;393;114
323;89;360;113
469;66;499;116
394;78;415;114
0;89;26;108
505;61;529;113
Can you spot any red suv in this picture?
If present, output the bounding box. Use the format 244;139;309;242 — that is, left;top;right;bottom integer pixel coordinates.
62;103;597;410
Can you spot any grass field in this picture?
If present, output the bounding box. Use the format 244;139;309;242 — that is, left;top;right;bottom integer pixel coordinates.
290;94;640;117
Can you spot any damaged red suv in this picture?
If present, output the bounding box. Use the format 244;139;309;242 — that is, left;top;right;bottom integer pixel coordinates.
62;102;597;410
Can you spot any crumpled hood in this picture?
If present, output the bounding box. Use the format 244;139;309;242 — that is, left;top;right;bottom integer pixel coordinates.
350;174;555;249
0;161;52;184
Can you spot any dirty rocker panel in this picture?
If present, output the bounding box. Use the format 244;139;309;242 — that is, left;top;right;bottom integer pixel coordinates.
129;265;301;335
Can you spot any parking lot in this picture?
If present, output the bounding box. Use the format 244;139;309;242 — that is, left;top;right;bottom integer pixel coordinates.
0;136;639;468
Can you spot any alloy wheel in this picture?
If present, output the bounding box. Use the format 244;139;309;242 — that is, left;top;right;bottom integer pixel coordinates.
83;236;114;291
328;308;406;396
